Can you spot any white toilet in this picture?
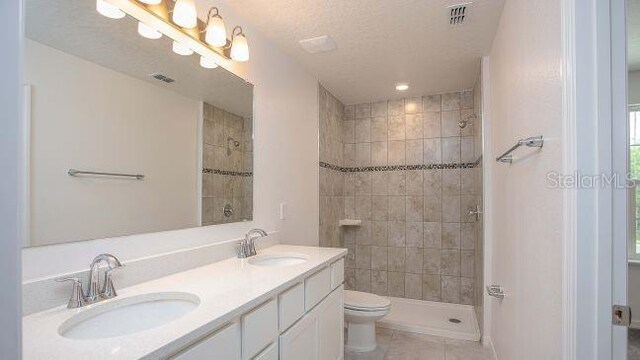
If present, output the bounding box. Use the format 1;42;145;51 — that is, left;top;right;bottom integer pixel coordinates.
344;290;391;352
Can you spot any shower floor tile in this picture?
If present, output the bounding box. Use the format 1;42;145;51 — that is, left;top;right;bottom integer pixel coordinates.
377;297;480;341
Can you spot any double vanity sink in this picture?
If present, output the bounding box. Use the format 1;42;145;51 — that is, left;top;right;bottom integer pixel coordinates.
23;246;346;359
57;253;310;341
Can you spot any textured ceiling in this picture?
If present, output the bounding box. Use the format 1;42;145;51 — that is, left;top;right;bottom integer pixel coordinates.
25;0;253;116
212;0;505;104
629;0;640;71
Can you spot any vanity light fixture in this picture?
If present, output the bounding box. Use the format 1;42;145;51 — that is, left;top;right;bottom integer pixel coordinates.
395;83;409;91
172;0;198;29
172;41;194;56
204;7;227;47
99;0;250;67
96;0;125;19
137;21;162;39
200;56;219;69
230;26;249;62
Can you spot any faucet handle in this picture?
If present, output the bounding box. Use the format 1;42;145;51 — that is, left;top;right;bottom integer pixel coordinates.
238;239;246;258
100;267;122;300
56;277;87;309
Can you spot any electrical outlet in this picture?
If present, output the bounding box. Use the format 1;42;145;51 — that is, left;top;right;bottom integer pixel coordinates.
279;203;287;220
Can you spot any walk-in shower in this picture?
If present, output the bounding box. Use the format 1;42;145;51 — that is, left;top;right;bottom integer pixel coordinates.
318;83;485;343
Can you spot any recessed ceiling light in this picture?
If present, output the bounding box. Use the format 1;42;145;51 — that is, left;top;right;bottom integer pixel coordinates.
395;83;409;91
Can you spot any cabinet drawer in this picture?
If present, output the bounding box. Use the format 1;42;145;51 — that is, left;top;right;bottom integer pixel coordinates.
172;321;241;360
253;341;278;360
304;266;331;311
330;258;344;290
242;299;278;360
279;313;318;360
278;282;305;332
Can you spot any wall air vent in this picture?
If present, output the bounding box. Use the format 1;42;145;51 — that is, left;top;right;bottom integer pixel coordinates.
448;2;472;25
149;73;175;83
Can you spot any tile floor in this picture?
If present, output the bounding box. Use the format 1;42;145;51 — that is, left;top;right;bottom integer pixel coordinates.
345;327;493;360
630;328;640;360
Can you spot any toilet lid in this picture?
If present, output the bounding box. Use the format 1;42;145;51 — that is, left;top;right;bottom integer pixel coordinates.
344;290;391;310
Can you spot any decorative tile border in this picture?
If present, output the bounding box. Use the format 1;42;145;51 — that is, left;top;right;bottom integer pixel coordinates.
319;161;479;172
203;168;253;177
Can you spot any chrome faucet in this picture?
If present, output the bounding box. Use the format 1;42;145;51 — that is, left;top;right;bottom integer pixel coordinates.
57;253;124;309
87;254;124;302
238;229;268;258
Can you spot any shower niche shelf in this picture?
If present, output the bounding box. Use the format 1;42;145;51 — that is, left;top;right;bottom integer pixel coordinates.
339;219;362;227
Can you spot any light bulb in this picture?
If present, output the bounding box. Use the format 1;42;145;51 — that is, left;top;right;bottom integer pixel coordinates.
172;41;193;56
172;0;198;28
137;22;162;39
230;34;249;62
200;56;219;69
138;0;161;4
395;83;409;91
205;15;227;47
96;0;125;19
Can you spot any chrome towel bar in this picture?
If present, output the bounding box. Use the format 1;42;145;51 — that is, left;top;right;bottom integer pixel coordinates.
68;169;144;180
495;135;544;163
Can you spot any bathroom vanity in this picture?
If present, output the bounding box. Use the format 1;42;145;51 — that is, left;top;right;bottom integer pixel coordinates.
22;245;346;359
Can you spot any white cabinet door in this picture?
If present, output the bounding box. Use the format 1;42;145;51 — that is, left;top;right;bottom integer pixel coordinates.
242;299;279;360
317;286;344;360
279;313;318;360
253;342;278;360
172;322;241;360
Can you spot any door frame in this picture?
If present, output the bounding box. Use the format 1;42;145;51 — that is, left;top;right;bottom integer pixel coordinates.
0;0;24;358
566;0;629;359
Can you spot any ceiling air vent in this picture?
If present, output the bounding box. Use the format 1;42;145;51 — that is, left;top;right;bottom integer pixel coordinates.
149;73;175;83
299;35;337;54
448;2;472;25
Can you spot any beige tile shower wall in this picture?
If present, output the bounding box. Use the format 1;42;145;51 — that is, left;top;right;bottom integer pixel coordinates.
319;85;346;248
201;103;253;225
339;91;480;306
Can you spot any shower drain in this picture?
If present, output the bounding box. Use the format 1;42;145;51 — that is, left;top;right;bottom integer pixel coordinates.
448;318;462;324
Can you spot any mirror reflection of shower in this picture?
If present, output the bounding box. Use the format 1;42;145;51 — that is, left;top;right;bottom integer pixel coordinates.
459;113;477;129
227;136;240;155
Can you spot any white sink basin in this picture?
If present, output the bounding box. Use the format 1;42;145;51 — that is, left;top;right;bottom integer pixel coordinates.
58;292;200;340
248;253;309;267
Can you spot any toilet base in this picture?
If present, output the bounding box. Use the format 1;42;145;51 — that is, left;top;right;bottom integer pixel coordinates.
345;321;377;352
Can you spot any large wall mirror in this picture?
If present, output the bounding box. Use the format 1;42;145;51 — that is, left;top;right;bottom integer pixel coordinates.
24;0;254;248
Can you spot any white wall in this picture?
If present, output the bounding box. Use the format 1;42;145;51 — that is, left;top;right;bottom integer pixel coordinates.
487;0;563;358
25;39;199;247
22;0;319;280
0;0;23;356
630;71;640;105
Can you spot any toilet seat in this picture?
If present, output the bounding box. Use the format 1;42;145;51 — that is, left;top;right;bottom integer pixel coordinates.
344;290;391;312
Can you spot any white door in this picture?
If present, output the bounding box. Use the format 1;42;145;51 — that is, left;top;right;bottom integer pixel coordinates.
613;0;631;358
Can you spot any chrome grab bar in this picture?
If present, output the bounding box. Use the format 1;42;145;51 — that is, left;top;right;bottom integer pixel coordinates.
495;135;544;163
68;169;144;180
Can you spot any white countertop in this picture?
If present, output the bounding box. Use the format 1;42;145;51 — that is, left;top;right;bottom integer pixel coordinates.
22;245;347;359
